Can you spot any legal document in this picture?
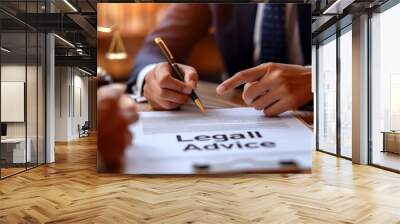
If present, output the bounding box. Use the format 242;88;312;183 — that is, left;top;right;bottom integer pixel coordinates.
124;107;312;174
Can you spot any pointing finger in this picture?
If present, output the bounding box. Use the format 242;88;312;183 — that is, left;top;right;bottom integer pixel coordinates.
216;63;271;95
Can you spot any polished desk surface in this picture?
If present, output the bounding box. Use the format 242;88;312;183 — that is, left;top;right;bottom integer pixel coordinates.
136;81;313;128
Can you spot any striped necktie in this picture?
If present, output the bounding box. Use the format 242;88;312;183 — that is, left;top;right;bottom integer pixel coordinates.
259;4;288;64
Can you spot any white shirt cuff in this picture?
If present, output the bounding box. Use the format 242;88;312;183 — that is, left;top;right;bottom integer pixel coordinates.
131;64;156;102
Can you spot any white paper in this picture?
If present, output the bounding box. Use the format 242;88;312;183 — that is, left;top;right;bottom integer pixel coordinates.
124;107;312;174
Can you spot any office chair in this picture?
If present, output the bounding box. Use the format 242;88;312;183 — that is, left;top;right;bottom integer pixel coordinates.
79;121;90;138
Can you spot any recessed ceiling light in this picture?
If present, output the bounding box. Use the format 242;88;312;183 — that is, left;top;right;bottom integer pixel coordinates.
78;67;93;76
323;0;354;15
54;34;75;48
63;0;78;12
1;47;11;53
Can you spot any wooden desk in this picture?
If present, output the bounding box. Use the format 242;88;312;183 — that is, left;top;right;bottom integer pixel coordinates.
137;81;313;127
381;131;400;154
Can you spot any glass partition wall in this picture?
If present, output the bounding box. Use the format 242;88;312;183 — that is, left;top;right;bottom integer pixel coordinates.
370;2;400;172
315;0;400;172
316;24;353;159
317;35;337;155
339;26;352;159
0;30;28;177
0;1;46;179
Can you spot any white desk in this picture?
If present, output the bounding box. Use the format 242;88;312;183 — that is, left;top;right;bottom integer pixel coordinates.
1;138;32;163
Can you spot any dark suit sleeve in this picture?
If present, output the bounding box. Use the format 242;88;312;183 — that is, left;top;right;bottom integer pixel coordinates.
127;4;212;89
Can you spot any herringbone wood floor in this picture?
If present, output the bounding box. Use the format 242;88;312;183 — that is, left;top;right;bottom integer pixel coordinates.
1;82;400;223
0;135;399;224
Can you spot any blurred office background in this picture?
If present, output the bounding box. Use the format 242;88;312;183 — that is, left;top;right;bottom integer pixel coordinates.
97;3;224;83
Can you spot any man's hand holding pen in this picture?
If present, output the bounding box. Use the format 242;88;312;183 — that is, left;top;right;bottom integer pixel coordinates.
144;62;199;110
144;37;205;112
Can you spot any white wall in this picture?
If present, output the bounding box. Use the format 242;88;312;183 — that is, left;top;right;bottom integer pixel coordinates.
54;67;89;141
54;66;70;141
72;74;89;137
45;7;56;164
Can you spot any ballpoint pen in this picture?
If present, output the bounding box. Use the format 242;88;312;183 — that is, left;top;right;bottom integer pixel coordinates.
154;37;205;113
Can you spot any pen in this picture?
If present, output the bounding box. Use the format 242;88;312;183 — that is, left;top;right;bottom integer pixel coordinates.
154;37;205;113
